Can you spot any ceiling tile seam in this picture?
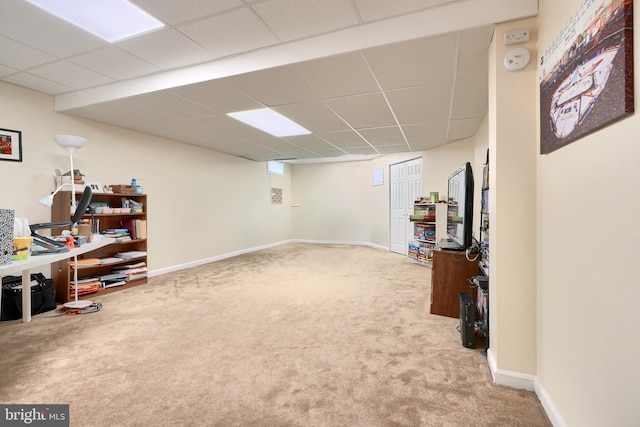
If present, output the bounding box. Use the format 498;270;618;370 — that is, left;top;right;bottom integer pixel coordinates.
7;71;75;92
280;61;382;155
246;3;285;44
445;32;461;143
349;0;365;23
359;51;411;151
283;134;349;156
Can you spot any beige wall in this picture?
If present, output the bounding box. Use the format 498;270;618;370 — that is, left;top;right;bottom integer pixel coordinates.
290;140;478;250
488;17;539;380
536;1;639;426
0;81;292;274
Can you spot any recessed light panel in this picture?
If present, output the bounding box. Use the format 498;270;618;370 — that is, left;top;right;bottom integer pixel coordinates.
227;108;311;137
25;0;164;42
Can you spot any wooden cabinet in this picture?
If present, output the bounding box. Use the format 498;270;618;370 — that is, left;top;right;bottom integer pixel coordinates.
430;249;478;318
50;191;148;303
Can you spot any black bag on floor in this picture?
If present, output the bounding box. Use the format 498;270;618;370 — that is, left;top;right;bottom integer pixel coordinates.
1;273;56;321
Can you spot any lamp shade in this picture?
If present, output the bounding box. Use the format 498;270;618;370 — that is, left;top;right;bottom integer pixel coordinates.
54;134;87;150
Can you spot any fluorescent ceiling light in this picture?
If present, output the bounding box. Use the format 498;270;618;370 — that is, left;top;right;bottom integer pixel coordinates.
25;0;164;43
227;108;310;137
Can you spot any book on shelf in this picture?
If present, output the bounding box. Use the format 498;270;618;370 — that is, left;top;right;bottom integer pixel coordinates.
100;257;124;264
112;261;146;270
103;280;126;289
71;281;102;296
121;219;147;240
115;251;147;259
100;272;128;289
72;258;101;268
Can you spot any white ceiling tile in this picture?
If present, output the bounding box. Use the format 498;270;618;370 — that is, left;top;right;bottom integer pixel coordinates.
128;91;218;119
178;8;279;58
307;148;348;157
227;67;318;106
342;146;378;155
386;82;452;125
273;101;349;133
364;34;457;89
448;117;484;141
0;0;105;57
171;81;263;113
288;52;379;99
282;134;337;151
70;47;160;81
357;126;407;147
402;122;449;150
251;0;359;41
354;0;459;21
0;36;56;70
2;72;73;95
188;114;270;139
451;77;487;119
319;130;369;149
375;144;411;154
29;61;112;90
325;93;396;129
131;0;243;25
118;29;215;70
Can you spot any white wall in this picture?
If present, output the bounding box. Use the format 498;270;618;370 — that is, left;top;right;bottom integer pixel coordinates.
536;1;640;426
0;82;292;274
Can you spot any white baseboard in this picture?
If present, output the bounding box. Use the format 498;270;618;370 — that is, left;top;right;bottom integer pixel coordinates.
148;240;293;277
148;239;389;278
288;239;389;251
486;347;536;391
534;379;566;427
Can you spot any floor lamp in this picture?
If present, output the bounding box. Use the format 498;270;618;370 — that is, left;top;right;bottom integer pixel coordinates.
54;134;93;309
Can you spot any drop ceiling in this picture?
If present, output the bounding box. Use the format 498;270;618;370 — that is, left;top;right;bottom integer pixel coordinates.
0;0;538;162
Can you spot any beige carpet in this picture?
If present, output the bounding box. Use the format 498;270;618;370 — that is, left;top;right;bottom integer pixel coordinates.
0;243;550;426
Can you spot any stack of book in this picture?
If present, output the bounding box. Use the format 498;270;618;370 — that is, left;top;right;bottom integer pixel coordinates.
71;277;102;296
102;228;132;242
113;261;148;282
115;251;147;259
99;272;127;288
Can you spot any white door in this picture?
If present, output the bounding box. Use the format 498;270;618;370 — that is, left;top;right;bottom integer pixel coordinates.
390;158;423;255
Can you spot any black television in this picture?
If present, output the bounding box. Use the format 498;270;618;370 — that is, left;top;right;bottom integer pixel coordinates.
445;162;474;250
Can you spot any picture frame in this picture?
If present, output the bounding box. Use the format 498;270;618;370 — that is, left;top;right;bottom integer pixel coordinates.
0;128;22;162
85;181;104;193
539;0;634;154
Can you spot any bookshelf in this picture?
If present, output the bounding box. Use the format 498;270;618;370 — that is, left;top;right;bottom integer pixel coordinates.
50;191;148;303
408;202;447;266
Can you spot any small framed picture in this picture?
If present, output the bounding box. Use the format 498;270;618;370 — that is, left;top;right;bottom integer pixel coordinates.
85;181;104;193
0;128;22;162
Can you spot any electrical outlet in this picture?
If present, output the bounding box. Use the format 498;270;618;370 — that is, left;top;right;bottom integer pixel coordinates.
504;29;529;45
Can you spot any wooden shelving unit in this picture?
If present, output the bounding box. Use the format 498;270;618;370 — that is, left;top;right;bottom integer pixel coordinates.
49;191;148;303
408;202;447;266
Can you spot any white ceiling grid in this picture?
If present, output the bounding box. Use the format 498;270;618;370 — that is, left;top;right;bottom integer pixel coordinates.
0;0;538;161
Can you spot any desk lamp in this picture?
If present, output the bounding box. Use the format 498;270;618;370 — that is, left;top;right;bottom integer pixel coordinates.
54;135;93;309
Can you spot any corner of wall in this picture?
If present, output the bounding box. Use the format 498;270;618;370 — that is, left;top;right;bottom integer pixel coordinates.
486;347;536;391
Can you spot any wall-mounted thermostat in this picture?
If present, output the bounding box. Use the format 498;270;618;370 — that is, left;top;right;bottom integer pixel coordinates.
503;47;530;72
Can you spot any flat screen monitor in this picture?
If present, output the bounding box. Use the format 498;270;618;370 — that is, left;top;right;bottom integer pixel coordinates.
446;162;474;250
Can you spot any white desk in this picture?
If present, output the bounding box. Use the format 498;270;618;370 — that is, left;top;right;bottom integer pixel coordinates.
0;239;111;323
